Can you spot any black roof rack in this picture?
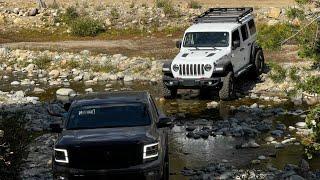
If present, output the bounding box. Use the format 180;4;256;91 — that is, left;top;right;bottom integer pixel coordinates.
194;7;253;24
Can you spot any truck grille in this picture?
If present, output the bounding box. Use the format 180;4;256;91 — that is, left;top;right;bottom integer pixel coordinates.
68;143;143;170
179;64;205;76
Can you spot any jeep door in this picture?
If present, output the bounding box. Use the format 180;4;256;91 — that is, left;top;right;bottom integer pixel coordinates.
240;23;251;66
230;28;244;72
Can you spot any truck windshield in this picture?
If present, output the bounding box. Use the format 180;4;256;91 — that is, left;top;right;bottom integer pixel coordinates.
67;103;151;129
183;32;229;48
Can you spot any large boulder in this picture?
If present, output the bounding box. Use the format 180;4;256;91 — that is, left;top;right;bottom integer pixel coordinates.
56;88;76;97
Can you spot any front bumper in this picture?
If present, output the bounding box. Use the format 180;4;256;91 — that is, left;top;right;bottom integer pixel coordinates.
163;76;221;89
53;159;162;180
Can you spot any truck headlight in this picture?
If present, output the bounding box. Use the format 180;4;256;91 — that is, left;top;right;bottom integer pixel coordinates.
143;142;159;160
172;64;179;72
54;148;69;163
204;64;212;71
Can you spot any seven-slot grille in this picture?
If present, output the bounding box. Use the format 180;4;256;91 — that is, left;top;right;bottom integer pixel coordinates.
178;64;205;76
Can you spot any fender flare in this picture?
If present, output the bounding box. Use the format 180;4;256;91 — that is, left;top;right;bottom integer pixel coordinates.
212;61;234;77
162;61;173;77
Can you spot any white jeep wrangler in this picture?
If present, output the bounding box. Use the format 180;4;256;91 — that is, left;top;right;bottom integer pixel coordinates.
162;7;265;100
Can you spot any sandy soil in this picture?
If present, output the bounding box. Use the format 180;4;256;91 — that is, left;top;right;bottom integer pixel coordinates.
1;0;295;8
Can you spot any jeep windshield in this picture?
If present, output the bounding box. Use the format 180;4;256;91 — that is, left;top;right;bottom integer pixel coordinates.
67;103;151;130
183;32;229;48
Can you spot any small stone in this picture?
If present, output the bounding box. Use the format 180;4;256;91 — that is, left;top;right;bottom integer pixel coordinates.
271;130;284;137
0;130;4;138
49;70;60;78
28;8;38;16
265;136;275;142
33;88;45;94
11;81;20;85
251;159;261;164
207;101;219;109
85;88;93;93
258;155;266;160
275;143;285;149
250;103;258;109
295;122;306;129
186;126;196;132
241;140;260;148
56;88;76;96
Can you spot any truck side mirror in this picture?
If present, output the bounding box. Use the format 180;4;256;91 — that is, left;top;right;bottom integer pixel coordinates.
232;40;240;50
157;116;172;128
50;123;63;133
176;40;182;49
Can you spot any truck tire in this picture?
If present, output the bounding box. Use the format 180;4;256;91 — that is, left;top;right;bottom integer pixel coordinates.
162;84;177;99
219;71;235;101
251;49;265;77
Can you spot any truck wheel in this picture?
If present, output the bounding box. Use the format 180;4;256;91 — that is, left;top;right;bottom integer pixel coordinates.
219;71;235;101
252;49;265;77
162;84;177;99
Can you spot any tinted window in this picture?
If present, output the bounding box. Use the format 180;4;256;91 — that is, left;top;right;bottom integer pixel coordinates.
183;32;229;47
67;103;151;129
241;24;249;41
232;29;240;48
248;19;256;35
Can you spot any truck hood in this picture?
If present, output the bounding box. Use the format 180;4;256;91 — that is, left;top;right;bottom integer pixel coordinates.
56;126;155;147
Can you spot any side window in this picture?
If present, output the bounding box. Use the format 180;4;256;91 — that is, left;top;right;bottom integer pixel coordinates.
240;24;249;41
149;97;159;118
248;19;256;35
232;29;240;48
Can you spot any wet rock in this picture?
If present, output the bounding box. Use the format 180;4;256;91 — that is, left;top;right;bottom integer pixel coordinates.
56;88;76;97
85;88;93;93
186;126;196;132
299;159;310;173
275;143;285;149
250;103;258;109
289;175;305;180
271;130;284;137
241;140;260;148
265;136;275;142
196;131;209;139
276;124;286;130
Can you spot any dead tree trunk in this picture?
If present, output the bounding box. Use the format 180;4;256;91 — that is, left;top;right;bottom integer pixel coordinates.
37;0;47;9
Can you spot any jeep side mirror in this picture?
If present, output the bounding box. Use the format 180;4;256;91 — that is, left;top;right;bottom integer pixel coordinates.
232;40;240;50
176;40;182;49
157;116;172;128
50;123;63;133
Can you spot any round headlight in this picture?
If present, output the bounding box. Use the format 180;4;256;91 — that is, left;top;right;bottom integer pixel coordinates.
172;64;179;72
204;64;212;71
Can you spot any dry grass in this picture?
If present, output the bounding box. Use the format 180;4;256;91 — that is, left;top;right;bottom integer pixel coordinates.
2;0;295;8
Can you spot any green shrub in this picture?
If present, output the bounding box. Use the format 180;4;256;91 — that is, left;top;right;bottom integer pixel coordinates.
257;23;294;50
155;0;178;17
62;6;79;24
188;0;202;9
33;55;52;69
304;105;320;159
110;7;120;20
297;76;320;94
268;62;287;83
91;64;116;73
295;0;311;5
286;7;305;20
71;17;105;37
288;67;300;82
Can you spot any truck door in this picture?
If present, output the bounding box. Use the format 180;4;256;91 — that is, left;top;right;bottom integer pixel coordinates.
230;29;244;72
240;23;251;66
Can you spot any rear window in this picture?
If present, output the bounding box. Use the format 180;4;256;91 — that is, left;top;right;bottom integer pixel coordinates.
67;103;151;129
248;19;256;35
240;24;249;41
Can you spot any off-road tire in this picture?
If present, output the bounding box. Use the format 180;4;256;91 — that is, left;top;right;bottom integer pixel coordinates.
251;49;265;77
162;84;177;99
219;71;235;101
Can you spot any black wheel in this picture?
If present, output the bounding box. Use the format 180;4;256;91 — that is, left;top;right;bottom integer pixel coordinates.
161;146;169;180
219;71;235;101
162;83;177;99
251;49;265;77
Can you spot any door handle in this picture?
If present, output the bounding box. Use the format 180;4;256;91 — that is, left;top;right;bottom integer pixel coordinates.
240;48;245;51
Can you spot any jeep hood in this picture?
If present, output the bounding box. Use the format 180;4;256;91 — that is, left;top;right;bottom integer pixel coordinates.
173;48;230;63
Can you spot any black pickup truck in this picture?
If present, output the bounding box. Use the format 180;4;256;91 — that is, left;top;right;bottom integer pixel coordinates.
49;91;171;180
